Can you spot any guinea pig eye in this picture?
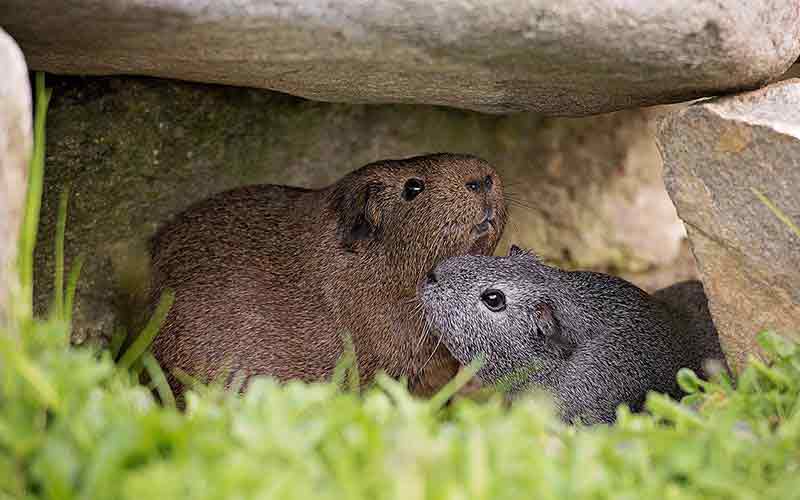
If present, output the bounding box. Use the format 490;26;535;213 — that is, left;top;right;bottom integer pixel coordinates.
403;178;425;201
480;289;506;312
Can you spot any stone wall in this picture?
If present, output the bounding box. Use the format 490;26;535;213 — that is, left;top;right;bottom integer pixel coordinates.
33;76;688;345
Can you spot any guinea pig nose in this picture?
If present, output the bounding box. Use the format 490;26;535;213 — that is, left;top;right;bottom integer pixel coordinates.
483;206;494;222
426;271;438;284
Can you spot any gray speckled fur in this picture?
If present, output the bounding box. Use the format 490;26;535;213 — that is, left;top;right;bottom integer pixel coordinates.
420;247;727;424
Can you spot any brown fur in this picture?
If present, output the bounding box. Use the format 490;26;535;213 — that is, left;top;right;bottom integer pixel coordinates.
148;153;506;398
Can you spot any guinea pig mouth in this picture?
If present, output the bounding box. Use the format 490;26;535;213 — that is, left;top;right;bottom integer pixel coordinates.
472;217;496;237
466;204;495;235
467;226;494;255
467;237;488;256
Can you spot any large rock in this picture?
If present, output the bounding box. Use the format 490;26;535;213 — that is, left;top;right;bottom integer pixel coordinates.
2;1;799;115
34;75;687;345
0;29;31;317
657;79;800;371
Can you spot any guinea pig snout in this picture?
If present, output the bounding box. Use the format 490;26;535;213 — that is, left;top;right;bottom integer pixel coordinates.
425;271;438;284
474;207;495;235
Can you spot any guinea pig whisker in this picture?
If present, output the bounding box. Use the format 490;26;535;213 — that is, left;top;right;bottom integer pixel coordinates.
419;332;443;376
502;186;531;201
501;187;523;201
511;199;537;211
424;227;448;272
403;315;429;385
507;202;539;219
413;318;432;358
409;303;425;332
404;294;421;307
505;196;539;214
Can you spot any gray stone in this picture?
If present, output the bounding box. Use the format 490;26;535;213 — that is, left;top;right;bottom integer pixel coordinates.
657;79;800;372
33;75;687;345
652;280;730;375
0;28;31;316
2;1;799;115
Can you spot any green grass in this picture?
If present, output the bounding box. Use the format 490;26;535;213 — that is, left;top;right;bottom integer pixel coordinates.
2;73;800;500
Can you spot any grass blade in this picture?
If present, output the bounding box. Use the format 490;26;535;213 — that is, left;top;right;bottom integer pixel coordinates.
117;290;174;372
52;185;70;319
428;356;483;411
141;352;176;408
109;325;128;361
752;188;800;238
172;366;201;391
0;341;59;410
331;331;360;393
63;253;84;332
18;72;52;318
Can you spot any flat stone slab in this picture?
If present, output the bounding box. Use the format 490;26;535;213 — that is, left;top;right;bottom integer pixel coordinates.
657;79;800;371
2;0;799;115
0;29;31;315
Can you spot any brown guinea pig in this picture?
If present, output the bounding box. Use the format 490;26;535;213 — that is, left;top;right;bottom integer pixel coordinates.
147;153;506;399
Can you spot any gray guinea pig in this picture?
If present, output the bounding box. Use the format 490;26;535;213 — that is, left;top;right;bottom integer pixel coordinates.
419;245;727;424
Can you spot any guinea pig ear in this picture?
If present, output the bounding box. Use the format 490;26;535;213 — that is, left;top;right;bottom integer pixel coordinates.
333;181;384;251
509;245;543;263
508;245;525;257
532;302;573;351
532;302;561;339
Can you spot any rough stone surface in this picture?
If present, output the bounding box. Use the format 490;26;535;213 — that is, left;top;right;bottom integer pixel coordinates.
2;1;799;115
657;79;800;372
34;75;688;346
0;29;31;316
